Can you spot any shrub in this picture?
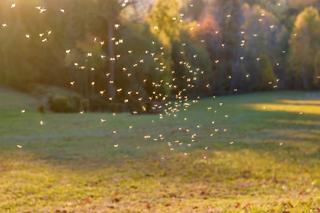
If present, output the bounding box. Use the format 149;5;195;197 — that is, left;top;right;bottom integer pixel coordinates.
129;100;164;114
48;94;81;113
89;96;127;112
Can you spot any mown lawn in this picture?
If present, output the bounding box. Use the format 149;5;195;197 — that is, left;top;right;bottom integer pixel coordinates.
0;89;319;212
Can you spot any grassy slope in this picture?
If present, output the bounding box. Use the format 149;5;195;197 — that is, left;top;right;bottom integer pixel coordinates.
0;89;319;212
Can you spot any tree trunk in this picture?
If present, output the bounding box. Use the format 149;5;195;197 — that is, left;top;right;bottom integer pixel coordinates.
231;49;241;91
301;67;310;90
107;21;116;100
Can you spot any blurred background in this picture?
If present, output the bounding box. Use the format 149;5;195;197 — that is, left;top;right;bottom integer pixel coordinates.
0;0;319;112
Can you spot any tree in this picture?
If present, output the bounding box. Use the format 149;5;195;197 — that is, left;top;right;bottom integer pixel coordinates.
147;0;184;95
208;0;245;92
289;7;320;89
258;55;276;90
147;0;181;49
313;52;320;87
241;4;285;91
171;31;213;97
94;0;123;100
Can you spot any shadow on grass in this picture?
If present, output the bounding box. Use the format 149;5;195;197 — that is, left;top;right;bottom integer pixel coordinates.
1;93;320;213
1;94;320;174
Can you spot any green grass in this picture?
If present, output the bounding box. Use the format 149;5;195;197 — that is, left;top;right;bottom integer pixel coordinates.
0;89;319;212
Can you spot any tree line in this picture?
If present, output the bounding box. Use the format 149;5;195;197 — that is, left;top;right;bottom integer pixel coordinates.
0;0;319;112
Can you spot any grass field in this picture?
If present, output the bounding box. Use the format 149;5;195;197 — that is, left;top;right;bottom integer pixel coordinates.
0;88;319;212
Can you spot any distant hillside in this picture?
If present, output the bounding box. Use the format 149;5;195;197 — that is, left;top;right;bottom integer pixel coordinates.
0;87;38;111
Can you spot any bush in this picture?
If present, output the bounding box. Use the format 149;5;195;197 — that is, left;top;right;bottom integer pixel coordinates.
30;85;84;113
48;95;81;113
129;100;164;114
88;96;109;112
89;96;127;112
107;103;128;113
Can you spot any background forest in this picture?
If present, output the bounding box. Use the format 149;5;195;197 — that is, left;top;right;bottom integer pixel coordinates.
0;0;320;112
